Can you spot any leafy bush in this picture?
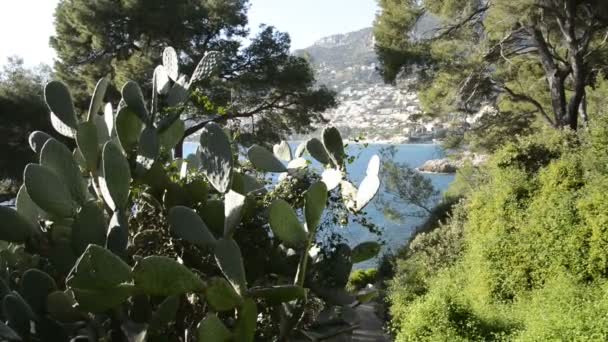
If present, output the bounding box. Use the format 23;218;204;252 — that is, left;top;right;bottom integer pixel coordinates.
347;268;378;291
0;48;383;341
388;123;608;341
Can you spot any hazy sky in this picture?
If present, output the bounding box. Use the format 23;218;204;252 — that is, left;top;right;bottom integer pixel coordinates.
0;0;378;68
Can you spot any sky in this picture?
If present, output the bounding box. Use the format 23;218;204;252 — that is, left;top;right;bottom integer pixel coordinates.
0;0;378;68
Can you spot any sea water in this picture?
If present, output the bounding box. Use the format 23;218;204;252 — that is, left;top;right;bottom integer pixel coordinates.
183;142;454;268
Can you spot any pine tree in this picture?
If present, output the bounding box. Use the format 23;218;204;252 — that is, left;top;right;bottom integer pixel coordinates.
51;0;336;149
374;0;608;131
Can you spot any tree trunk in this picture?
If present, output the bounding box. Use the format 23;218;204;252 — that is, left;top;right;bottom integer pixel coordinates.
579;94;589;127
530;27;569;128
174;138;184;158
547;73;568;128
564;0;585;131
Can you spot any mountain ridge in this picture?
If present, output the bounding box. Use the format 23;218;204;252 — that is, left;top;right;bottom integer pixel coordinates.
296;27;447;142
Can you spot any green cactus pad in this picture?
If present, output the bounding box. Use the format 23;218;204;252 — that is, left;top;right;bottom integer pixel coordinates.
168;206;216;248
321;168;342;191
355;173;380;212
159;118;185;151
66;245;134;312
234;298;257;342
366;154;380;177
167;79;189;107
269;199;307;246
93;113;111;144
247;145;287;173
101;142;131;210
48;239;78;275
154;65;171;95
184;179;208;205
199;123;233;193
224;190;245;238
340;181;358;211
294;141;307;158
202;200;225;237
287;158;308;170
305;138;331;165
149;295;180;333
351;241;381;263
304;182;328;234
0;207;36;243
163;183;190;208
163;47;179;82
106;210;129;257
136;127;160;171
116;106;144;153
16;185;41;227
21;269;57;314
28;131;52;154
133;256;205;296
76;121;99;172
46;291;81;323
205;277;243;311
231;172;264;195
44;81;78;129
0;320;22;341
273;141;292;161
50;112;77;138
72;148;87;170
197;314;232;342
190;51;221;86
24;163;76;218
214;238;247;295
322;127;345;168
72;201;107;255
87;77;110;121
121;81;149;122
68;244;133;288
247;285;306;305
3;292;36;335
104;103;115;137
40;138;89;204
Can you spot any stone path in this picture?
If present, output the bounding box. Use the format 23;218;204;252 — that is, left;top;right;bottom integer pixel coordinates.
352;303;391;342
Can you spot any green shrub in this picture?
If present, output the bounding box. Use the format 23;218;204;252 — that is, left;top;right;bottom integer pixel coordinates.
388;123;608;341
347;268;379;291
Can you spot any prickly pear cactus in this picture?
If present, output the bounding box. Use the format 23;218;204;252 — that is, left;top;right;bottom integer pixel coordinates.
0;46;381;341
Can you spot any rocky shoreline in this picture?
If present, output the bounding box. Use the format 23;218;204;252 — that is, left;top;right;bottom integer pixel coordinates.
417;152;488;174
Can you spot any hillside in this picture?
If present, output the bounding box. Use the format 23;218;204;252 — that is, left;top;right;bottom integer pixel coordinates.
296;27;446;142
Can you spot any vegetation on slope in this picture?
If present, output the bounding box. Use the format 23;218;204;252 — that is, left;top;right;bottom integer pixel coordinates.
387;117;608;340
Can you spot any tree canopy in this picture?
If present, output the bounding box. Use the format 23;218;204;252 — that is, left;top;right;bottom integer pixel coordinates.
0;58;55;188
374;0;608;131
51;0;336;148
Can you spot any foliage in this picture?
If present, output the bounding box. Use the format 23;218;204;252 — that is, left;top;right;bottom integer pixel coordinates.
375;146;440;222
51;0;336;146
0;52;381;341
374;0;608;132
347;269;379;292
0;57;55;189
387;117;608;340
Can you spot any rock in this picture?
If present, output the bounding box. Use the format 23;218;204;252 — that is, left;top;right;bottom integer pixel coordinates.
418;153;488;173
417;159;460;173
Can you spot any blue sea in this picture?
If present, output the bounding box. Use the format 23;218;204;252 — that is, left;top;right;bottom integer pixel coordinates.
184;143;454;268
